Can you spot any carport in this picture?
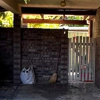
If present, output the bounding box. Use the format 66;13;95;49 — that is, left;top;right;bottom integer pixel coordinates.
0;0;100;88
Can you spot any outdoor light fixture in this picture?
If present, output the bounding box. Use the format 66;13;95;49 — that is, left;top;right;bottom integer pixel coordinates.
60;0;66;7
24;0;30;4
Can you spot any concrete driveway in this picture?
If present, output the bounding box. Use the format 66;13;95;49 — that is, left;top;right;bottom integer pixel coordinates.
0;83;100;100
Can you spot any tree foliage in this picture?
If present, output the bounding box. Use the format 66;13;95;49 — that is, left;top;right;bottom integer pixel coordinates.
0;11;13;27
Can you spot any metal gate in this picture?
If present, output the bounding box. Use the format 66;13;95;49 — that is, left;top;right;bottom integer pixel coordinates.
68;36;95;82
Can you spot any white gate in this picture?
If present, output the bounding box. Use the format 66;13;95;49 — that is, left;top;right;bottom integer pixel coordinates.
68;36;95;82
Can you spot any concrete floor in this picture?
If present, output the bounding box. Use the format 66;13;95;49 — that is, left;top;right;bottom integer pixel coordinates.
0;83;100;100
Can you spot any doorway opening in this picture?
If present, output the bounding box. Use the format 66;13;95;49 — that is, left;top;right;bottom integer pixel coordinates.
68;34;95;83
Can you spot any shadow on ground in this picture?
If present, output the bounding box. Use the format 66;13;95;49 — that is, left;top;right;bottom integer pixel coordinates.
0;83;100;100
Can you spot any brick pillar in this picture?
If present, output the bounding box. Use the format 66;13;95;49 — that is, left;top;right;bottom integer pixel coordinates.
94;7;100;38
13;14;21;84
59;30;68;84
94;7;100;88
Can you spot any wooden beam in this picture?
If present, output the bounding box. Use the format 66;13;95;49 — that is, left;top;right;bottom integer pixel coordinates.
84;15;88;20
62;14;66;20
0;6;6;12
89;20;93;38
0;0;19;14
88;16;95;20
40;14;44;19
21;7;96;15
22;19;88;25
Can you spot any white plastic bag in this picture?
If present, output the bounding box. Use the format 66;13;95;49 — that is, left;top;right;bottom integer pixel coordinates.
20;67;35;84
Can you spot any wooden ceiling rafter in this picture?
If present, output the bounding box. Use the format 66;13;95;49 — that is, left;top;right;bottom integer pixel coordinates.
83;15;88;20
22;19;88;25
88;16;95;20
0;6;6;12
62;14;66;20
21;7;96;16
40;14;44;19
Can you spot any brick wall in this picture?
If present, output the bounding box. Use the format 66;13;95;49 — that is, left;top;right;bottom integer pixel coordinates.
94;7;100;88
13;14;21;84
0;28;13;84
21;29;68;84
0;27;68;84
95;37;100;88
